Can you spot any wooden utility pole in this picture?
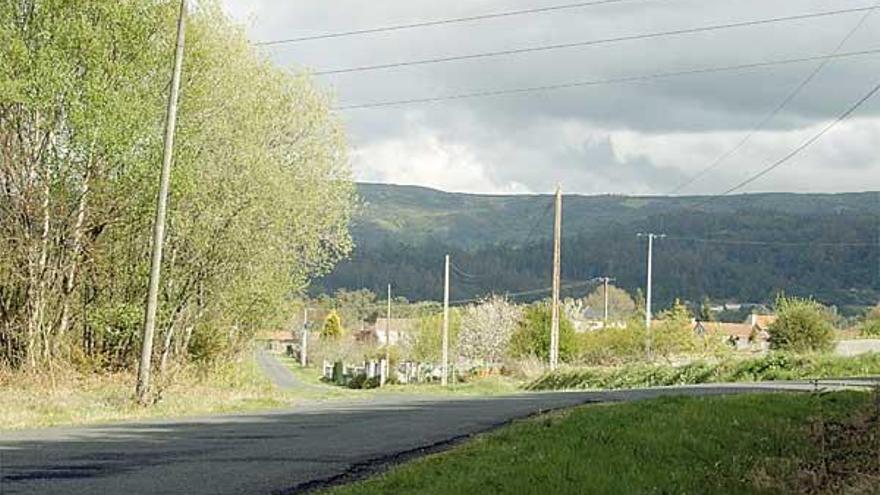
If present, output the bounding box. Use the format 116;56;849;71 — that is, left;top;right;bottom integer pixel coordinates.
300;308;309;367
442;254;450;386
550;186;562;370
136;0;187;405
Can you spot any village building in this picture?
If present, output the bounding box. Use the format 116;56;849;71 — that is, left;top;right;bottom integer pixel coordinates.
693;313;775;351
357;318;416;346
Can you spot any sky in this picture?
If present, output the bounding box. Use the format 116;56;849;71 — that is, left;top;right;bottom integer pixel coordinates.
221;0;880;196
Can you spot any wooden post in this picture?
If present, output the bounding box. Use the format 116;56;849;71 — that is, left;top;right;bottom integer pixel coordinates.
136;0;187;405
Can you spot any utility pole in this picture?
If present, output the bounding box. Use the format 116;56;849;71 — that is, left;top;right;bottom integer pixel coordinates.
300;308;309;367
442;255;450;386
550;186;562;370
136;0;187;405
383;284;391;386
637;233;665;355
602;277;615;327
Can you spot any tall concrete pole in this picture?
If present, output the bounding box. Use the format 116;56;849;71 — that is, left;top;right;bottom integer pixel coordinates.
442;255;450;386
550;186;562;370
603;277;609;327
639;233;664;356
383;284;391;386
137;0;187;405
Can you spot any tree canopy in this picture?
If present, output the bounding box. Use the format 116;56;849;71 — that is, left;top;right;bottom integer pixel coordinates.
0;0;355;371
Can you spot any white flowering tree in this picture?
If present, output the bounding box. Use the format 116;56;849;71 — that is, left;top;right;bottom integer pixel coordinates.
458;296;522;368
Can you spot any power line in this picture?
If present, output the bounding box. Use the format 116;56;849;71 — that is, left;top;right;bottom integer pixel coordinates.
669;2;879;194
664;235;878;248
336;47;880;110
315;6;876;76
709;76;880;200
256;0;647;46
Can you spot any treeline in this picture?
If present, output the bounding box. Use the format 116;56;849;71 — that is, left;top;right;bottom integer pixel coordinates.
0;1;354;371
317;209;878;312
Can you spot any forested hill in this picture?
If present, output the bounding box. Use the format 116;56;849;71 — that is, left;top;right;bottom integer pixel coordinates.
316;183;880;312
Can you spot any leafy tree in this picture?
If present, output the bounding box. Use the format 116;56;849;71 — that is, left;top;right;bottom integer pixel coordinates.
406;310;461;363
652;299;697;360
769;295;835;353
321;311;344;340
509;303;576;362
583;284;636;321
0;1;355;370
458;296;521;367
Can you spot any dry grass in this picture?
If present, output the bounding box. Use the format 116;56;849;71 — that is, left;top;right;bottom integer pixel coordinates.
0;356;294;430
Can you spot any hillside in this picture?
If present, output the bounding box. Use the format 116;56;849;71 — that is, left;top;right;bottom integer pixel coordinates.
319;183;880;311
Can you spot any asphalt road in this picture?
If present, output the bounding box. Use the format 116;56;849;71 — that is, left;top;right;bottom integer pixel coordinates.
0;381;871;495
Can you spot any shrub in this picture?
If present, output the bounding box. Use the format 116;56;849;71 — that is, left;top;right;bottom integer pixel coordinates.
578;323;646;366
509;303;577;362
321;311;344;340
861;306;880;337
769;295;835;353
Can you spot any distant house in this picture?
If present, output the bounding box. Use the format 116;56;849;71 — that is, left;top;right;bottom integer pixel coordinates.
694;313;774;352
746;314;777;332
258;330;298;354
359;318;416;346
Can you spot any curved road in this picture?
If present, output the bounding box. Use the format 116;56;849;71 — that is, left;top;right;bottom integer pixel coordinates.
0;380;874;495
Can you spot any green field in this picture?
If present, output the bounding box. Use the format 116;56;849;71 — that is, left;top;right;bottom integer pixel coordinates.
326;391;879;495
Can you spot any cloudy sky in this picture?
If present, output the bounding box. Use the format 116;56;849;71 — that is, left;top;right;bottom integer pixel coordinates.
222;0;880;195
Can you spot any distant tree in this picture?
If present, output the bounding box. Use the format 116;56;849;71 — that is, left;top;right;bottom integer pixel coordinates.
697;296;715;322
321;311;344;340
653;299;696;360
406;310;461;363
583;284;636;321
509;303;576;362
861;305;880;337
333;289;379;326
459;296;522;367
769;295;835;353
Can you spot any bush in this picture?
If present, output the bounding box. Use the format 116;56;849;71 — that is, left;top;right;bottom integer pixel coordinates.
321;311;344;340
509;303;577;362
652;299;697;360
578;323;646;366
527;352;880;391
860;306;880;337
769;295;835;353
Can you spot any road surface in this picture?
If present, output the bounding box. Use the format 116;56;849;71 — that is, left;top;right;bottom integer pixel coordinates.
0;381;872;495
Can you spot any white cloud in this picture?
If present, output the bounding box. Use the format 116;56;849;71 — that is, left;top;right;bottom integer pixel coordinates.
352;132;530;194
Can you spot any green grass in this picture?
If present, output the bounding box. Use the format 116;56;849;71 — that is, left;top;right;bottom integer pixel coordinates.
529;352;880;391
326;391;874;495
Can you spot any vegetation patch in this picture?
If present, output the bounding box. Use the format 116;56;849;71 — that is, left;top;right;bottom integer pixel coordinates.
324;392;876;495
527;353;880;391
0;356;291;430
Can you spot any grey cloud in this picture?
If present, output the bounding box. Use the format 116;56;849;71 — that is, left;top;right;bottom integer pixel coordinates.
225;0;880;194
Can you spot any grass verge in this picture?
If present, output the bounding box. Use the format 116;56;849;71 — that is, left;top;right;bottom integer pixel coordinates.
528;352;880;391
325;391;879;495
0;355;294;430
